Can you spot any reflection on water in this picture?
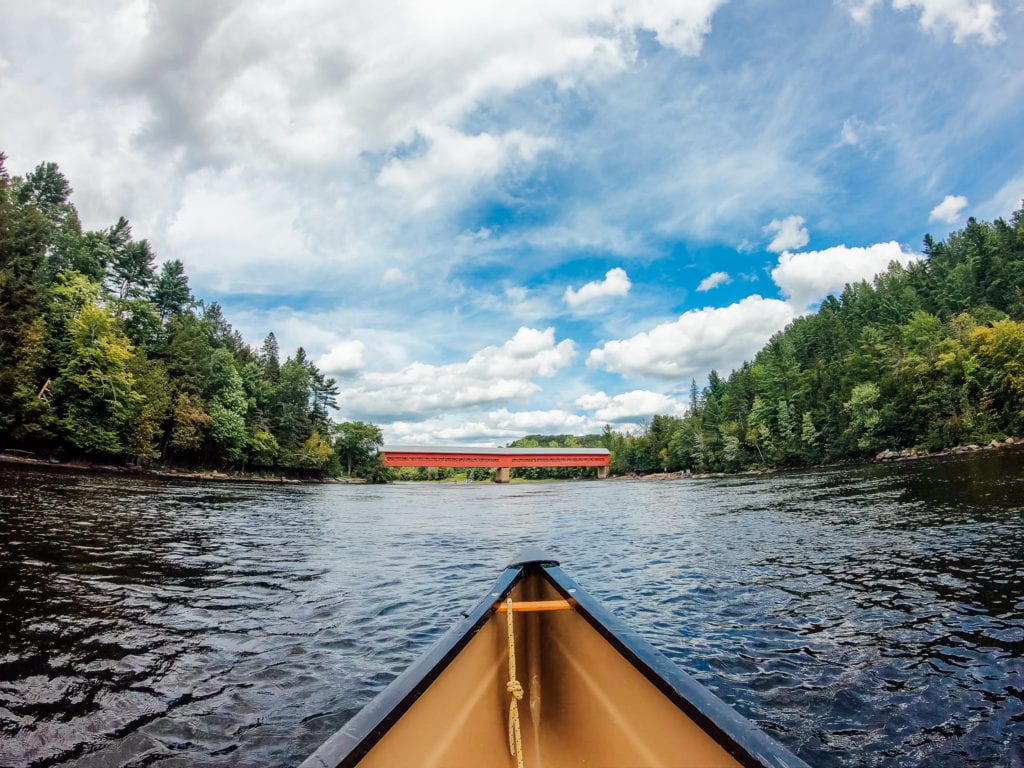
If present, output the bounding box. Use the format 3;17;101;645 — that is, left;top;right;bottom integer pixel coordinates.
1;452;1023;767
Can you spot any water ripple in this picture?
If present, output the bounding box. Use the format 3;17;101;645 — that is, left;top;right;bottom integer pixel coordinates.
1;452;1023;766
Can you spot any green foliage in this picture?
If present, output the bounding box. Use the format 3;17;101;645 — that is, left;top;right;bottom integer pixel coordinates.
0;158;50;444
56;302;138;456
589;204;1024;475
298;429;335;470
151;259;192;321
169;393;210;455
506;433;607;479
333;421;383;476
123;354;171;464
0;152;376;477
4;151;1024;479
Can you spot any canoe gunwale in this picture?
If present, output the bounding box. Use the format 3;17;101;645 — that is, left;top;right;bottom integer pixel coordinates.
298;564;524;768
540;564;809;768
299;553;810;768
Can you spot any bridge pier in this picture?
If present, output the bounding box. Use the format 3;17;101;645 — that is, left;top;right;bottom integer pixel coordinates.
494;467;511;484
597;466;609;479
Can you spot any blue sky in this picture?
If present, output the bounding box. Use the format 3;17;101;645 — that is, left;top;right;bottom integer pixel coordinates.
2;0;1021;444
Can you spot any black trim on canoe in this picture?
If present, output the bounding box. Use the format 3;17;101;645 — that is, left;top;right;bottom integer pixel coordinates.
299;563;523;768
299;551;809;768
541;564;808;768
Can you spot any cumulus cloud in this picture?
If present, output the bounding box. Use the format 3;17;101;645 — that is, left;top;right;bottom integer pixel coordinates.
771;241;921;309
929;194;968;223
487;407;591;434
893;0;1002;44
0;0;730;297
842;0;1002;44
564;267;632;308
382;406;602;445
844;0;883;26
697;271;731;292
587;296;797;380
339;326;576;420
576;390;687;422
316;340;366;375
376;126;554;210
765;215;810;253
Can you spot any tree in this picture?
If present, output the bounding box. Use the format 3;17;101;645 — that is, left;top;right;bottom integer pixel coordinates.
108;238;155;302
260;332;281;381
298;430;335;471
169;393;210;456
14;162;74;227
0;154;50;444
334;421;383;476
55;302;138;456
123;354;171;464
206;349;249;463
970;319;1024;434
151;259;192;321
843;382;883;453
800;412;819;462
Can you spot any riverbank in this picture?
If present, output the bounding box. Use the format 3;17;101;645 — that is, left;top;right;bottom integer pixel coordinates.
0;450;354;484
627;435;1024;481
4;436;1021;486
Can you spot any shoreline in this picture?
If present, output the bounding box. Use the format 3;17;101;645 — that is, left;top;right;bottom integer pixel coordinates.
0;451;352;484
3;436;1021;486
622;436;1024;482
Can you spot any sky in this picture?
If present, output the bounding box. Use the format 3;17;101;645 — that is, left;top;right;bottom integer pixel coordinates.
1;0;1021;446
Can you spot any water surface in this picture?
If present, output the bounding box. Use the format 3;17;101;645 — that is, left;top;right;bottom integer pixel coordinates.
1;451;1022;766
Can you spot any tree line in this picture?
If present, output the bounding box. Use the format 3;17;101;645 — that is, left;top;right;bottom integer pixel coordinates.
590;205;1024;475
4;152;1022;481
0;154;384;479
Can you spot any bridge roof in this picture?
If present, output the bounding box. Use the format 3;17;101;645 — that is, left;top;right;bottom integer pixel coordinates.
381;445;609;455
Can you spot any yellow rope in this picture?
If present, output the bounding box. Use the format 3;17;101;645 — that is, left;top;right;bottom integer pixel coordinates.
505;597;525;768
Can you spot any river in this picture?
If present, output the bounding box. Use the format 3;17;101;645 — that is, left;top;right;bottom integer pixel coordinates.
1;451;1022;767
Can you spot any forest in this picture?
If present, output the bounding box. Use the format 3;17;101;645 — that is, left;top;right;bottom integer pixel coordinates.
2;151;1022;481
412;202;1024;481
0;154;384;479
584;203;1024;477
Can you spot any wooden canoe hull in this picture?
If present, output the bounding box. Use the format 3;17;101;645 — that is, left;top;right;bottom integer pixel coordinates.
301;548;808;768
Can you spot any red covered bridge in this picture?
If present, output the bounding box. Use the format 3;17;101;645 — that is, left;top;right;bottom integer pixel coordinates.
380;446;611;483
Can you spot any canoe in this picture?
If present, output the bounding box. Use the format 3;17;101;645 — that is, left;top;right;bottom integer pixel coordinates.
300;547;809;768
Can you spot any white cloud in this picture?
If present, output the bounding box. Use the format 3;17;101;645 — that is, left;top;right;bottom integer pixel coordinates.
564;267;632;307
382;406;601;445
616;0;723;55
487;407;591;434
382;267;409;285
771;241;921;309
0;0;729;296
929;194;968;223
576;390;687;422
842;0;1002;43
765;215;810;253
844;0;883;26
500;285;554;319
339;326;576;420
316;340;366;375
376;126;554;210
697;271;731;292
892;0;1002;44
978;177;1024;223
587;296;797;380
840;117;863;146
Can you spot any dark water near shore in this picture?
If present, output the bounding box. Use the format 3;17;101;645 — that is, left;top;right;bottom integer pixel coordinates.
1;452;1022;767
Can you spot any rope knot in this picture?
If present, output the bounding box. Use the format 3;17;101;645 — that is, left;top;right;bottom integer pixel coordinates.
506;679;524;700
